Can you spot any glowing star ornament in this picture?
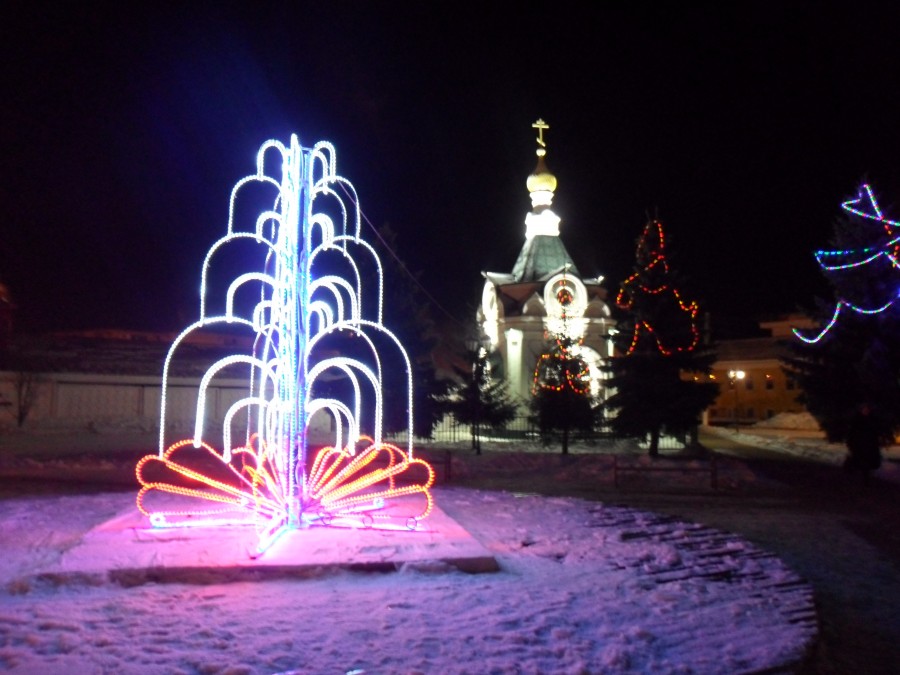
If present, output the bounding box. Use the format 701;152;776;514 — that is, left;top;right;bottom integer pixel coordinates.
136;135;433;557
794;183;900;344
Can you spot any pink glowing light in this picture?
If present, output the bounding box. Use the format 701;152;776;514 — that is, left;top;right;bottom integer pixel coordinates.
136;135;432;556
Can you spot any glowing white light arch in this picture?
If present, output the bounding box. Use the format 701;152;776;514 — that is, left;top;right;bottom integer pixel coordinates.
307;357;382;447
141;135;430;556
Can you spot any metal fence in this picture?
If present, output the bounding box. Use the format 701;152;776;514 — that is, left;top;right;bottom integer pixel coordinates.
389;414;689;450
427;414;540;444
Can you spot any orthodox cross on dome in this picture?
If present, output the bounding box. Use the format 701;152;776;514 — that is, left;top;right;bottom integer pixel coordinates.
524;118;559;241
532;118;549;155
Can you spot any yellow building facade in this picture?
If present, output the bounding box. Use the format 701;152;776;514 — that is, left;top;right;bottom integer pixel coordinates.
704;317;815;426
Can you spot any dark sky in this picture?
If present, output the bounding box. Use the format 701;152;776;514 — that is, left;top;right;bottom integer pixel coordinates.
3;2;900;336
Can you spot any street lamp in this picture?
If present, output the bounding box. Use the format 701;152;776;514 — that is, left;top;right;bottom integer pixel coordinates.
728;369;745;430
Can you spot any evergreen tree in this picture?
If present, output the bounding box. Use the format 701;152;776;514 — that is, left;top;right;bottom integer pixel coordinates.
530;329;596;454
785;183;900;443
603;218;718;456
438;342;518;454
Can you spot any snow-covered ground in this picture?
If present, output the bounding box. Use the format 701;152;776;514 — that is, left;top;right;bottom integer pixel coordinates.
2;420;899;673
0;486;814;674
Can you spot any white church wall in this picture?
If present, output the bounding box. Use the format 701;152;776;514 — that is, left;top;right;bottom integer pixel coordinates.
504;327;525;403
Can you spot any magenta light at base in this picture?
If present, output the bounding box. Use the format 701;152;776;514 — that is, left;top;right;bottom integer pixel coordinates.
794;183;900;344
135;136;433;557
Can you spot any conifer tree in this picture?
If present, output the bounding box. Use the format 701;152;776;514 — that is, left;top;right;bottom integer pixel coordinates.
603;218;718;456
785;183;900;442
438;342;518;454
530;329;596;454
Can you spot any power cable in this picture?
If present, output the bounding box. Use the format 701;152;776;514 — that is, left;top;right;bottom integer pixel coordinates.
337;182;468;329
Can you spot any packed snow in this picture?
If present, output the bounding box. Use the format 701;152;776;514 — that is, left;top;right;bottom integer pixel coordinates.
0;478;815;673
10;420;900;673
751;411;822;430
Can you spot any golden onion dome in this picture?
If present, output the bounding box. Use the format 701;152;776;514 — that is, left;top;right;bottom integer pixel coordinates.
527;150;557;194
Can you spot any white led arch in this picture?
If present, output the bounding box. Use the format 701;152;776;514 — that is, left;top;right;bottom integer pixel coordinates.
137;135;433;557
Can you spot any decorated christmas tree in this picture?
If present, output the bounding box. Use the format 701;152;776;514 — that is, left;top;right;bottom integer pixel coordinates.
786;183;900;442
603;218;718;456
531;312;596;455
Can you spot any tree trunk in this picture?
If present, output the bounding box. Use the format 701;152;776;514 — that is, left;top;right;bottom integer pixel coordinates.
648;428;660;457
561;427;569;455
472;421;481;455
14;372;38;428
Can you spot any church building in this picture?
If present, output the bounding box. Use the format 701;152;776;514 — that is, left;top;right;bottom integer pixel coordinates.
477;120;615;407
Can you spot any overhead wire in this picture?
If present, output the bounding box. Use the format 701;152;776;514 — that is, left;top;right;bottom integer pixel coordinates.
337;182;469;329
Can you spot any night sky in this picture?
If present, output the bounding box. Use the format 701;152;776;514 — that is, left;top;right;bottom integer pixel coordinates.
3;2;900;337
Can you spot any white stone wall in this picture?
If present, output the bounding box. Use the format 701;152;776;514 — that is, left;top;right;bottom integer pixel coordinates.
0;371;245;434
0;370;335;449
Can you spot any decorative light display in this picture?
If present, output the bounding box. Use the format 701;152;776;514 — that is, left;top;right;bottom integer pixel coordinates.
533;276;592;398
616;219;700;355
794;183;900;344
556;287;574;307
840;183;900;228
136;135;433;556
531;332;592;395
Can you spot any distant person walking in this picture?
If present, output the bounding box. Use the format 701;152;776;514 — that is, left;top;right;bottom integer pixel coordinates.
844;403;883;483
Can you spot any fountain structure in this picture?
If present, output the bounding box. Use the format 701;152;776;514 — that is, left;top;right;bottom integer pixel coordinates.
134;135;433;557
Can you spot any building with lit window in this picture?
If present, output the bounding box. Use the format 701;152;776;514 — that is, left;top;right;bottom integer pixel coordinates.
704;316;815;426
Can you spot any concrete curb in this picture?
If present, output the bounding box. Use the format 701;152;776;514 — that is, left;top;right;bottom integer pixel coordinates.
39;499;499;587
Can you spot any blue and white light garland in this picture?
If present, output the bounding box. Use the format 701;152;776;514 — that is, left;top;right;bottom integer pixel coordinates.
794;183;900;344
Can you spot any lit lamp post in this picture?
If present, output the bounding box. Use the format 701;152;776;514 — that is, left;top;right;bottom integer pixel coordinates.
728;369;745;430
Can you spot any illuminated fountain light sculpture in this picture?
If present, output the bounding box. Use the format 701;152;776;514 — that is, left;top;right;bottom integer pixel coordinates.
135;135;434;556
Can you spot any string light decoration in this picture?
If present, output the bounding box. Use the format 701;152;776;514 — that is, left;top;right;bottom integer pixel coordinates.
532;334;592;395
136;135;433;557
616;219;700;355
794;183;900;344
530;297;596;454
532;285;592;396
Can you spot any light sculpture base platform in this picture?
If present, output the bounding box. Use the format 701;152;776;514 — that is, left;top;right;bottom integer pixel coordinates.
48;495;499;586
